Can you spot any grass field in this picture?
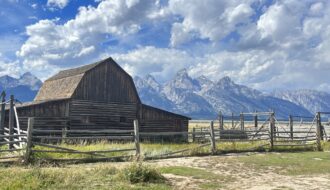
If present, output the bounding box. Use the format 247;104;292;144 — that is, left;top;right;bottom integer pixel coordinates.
1;151;330;189
1;141;329;162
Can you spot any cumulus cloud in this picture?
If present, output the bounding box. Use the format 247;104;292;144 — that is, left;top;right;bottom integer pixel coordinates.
8;0;330;92
17;0;159;76
168;0;255;46
0;53;21;77
111;46;196;81
47;0;70;9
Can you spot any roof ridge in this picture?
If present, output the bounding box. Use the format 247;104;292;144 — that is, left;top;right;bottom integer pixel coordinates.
47;57;113;81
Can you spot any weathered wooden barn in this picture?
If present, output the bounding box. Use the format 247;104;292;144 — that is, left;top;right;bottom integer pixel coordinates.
13;57;189;136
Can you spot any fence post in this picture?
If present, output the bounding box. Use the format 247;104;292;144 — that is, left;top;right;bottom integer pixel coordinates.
62;127;67;144
316;112;322;151
8;95;14;149
269;112;275;150
192;127;196;142
231;113;234;129
24;117;34;164
289;115;293;140
209;121;216;154
0;91;5;136
240;113;244;131
254;113;258;129
134;119;140;159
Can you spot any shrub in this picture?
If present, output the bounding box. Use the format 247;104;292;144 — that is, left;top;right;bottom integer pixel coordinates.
122;162;165;184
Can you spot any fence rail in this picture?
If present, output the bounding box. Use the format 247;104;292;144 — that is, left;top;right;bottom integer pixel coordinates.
1;108;330;164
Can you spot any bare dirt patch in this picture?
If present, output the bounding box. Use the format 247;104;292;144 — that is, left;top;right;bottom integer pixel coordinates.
148;154;330;190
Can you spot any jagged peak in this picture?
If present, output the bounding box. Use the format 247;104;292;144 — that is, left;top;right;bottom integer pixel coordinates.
175;68;189;78
20;72;35;78
197;75;212;82
216;76;235;86
0;74;16;80
144;74;158;83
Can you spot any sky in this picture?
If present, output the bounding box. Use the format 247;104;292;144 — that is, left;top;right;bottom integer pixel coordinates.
0;0;330;92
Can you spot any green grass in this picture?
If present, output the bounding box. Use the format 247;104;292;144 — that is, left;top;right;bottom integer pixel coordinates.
237;151;330;175
31;142;212;161
0;163;170;190
3;141;330;164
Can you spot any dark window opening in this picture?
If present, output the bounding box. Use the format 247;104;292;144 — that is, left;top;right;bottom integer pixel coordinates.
120;116;127;123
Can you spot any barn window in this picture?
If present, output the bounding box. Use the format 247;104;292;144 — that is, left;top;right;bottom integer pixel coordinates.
120;116;127;123
82;116;90;124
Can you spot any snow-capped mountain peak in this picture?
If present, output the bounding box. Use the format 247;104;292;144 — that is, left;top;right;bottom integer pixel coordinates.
19;72;43;91
273;89;330;114
0;75;18;89
167;68;201;91
144;74;161;92
0;72;42;102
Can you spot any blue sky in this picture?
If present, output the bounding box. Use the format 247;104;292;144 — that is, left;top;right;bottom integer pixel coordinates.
0;0;330;92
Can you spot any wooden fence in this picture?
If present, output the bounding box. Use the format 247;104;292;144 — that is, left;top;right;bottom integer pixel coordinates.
1;110;329;164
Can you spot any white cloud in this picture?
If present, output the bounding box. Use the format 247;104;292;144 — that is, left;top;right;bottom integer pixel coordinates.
47;0;70;9
111;46;195;82
17;0;159;76
170;22;196;47
257;2;305;44
168;0;255;46
0;54;21;78
9;0;330;92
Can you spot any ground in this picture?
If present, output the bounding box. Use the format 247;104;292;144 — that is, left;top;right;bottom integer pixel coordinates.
149;152;330;190
2;151;329;190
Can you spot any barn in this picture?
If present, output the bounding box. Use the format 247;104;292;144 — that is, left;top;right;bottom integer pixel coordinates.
12;57;190;138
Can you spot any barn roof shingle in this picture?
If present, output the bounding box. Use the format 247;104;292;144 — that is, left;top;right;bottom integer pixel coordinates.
34;57;111;101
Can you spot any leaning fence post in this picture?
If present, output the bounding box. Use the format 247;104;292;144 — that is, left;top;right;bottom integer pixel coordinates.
316;112;322;151
240;113;244;131
24;117;34;163
289;115;293;140
134;119;140;159
8;95;14;149
209;121;216;154
269;112;275;150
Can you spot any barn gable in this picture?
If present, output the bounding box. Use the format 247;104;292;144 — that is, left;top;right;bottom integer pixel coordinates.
72;58;141;103
34;57;140;103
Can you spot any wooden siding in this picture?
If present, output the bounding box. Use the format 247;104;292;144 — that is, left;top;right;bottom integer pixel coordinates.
69;99;137;130
72;61;140;103
16;99;70;118
139;104;189;132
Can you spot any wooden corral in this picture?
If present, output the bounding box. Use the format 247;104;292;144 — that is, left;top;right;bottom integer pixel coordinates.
7;57;190;139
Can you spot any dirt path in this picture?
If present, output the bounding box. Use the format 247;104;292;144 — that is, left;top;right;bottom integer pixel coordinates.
74;153;330;190
147;154;330;190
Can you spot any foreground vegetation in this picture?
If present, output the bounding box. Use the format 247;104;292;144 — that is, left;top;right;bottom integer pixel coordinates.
1;141;329;162
0;163;169;190
1;151;330;189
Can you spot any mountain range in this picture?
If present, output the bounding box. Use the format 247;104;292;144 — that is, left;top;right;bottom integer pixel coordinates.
134;69;318;119
0;72;42;102
0;70;329;119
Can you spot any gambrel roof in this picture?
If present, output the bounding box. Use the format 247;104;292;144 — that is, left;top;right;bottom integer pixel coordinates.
34;57;140;102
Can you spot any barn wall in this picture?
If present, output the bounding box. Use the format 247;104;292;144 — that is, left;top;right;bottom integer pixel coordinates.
69;99;137;130
72;61;140;104
16;100;70;117
14;99;70;131
139;104;189;133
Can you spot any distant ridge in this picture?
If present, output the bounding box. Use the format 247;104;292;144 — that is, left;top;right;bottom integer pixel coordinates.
0;70;329;119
